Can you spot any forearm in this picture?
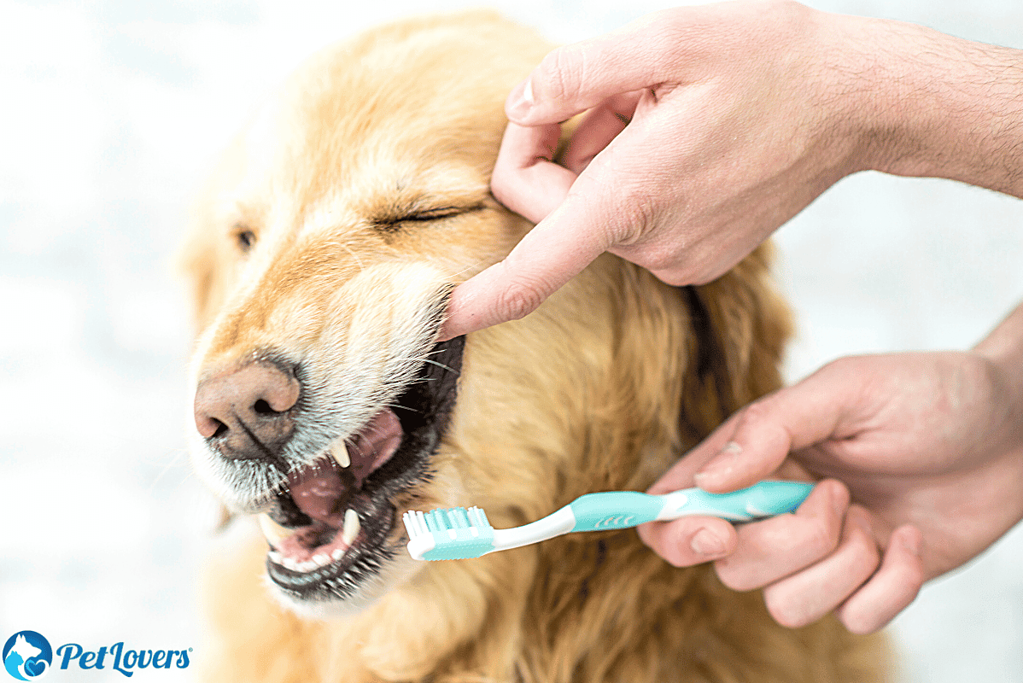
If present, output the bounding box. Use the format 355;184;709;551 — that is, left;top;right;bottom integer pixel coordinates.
825;12;1023;197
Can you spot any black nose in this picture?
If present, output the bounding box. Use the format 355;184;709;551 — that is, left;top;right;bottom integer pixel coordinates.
194;360;300;461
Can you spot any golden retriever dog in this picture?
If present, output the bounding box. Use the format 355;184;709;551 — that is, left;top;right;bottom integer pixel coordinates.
181;11;891;683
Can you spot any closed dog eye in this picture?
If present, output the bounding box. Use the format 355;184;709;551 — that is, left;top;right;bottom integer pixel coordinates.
373;203;485;232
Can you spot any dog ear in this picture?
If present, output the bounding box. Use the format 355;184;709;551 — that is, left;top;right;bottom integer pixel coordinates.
679;243;792;434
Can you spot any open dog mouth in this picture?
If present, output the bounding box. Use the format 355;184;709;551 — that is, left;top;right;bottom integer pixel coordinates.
254;336;464;603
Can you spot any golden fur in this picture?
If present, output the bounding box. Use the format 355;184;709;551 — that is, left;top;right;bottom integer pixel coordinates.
181;11;891;683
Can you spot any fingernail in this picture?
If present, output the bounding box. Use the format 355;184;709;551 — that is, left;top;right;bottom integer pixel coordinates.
506;77;534;120
690;528;728;558
694;441;742;484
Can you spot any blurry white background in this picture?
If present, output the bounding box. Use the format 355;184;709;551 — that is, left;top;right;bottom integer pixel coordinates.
1;0;1020;680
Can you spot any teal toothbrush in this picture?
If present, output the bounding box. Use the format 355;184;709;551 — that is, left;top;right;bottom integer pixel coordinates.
403;481;813;561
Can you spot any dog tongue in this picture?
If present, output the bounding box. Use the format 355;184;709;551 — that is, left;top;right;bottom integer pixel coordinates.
288;465;352;526
287;409;403;525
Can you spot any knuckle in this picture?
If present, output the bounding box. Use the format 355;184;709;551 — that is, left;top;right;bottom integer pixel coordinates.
615;183;660;240
901;558;926;594
737;400;775;427
536;44;586;104
802;517;841;558
763;590;810;630
713;560;758;593
490;165;522;209
889;541;926;597
848;525;881;572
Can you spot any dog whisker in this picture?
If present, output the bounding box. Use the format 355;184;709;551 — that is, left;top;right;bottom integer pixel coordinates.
412;357;459;375
336;241;366;273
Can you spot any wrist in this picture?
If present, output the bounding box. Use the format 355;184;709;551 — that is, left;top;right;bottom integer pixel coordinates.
974;305;1023;527
969;302;1023;427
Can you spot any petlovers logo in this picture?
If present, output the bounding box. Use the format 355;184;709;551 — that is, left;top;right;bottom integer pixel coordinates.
2;631;52;681
2;632;191;679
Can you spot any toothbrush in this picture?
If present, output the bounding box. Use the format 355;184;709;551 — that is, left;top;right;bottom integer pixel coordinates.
403;480;813;561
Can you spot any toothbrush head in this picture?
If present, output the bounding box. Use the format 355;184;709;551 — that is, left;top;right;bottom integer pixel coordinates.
402;506;496;561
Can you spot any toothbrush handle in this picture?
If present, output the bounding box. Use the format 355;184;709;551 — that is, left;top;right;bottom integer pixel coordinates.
567;481;813;532
657;481;813;523
568;491;667;531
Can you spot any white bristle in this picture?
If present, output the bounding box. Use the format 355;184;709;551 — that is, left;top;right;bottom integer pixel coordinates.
403;510;433;538
404;506;494;541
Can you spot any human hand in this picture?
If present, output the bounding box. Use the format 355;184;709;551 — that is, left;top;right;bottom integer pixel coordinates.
638;334;1023;633
440;1;1023;341
441;0;874;339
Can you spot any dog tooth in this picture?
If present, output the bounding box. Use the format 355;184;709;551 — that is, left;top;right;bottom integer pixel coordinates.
342;509;361;545
268;550;282;564
330;440;351;468
258;513;295;548
313;553;331;567
282;557;300;571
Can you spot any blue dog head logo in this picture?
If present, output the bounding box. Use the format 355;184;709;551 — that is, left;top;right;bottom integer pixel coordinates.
2;632;52;681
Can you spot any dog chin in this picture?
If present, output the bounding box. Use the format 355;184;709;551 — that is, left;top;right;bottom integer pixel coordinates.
264;553;422;619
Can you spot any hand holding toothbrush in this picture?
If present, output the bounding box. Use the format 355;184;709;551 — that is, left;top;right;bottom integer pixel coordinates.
639;318;1023;635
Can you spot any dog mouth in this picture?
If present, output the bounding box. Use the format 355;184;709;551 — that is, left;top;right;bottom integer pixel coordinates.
253;336;464;603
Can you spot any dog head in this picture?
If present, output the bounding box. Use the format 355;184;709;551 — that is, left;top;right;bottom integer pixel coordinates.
182;12;790;621
183;13;559;615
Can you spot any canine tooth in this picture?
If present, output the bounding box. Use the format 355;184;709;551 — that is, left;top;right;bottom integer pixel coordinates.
330;440;351;468
258;513;295;548
282;557;300;571
313;553;331;567
342;509;361;545
268;550;282;563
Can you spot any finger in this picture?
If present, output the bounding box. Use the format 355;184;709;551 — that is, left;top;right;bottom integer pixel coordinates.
647;415;815;498
646;428;736;496
491;121;577;224
714;479;849;592
439;193;613;339
760;507;881;629
835;524;925;634
506;20;665;124
560;91;642;174
637;515;738;566
694;375;849;493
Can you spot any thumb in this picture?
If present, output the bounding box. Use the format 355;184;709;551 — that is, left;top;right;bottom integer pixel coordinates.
507;20;665;125
692;372;850;493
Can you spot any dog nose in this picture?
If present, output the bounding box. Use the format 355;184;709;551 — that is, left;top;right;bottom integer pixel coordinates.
194;360;301;460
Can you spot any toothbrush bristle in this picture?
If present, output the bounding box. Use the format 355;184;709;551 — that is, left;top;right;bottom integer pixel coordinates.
402;510;430;539
403;506;496;560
